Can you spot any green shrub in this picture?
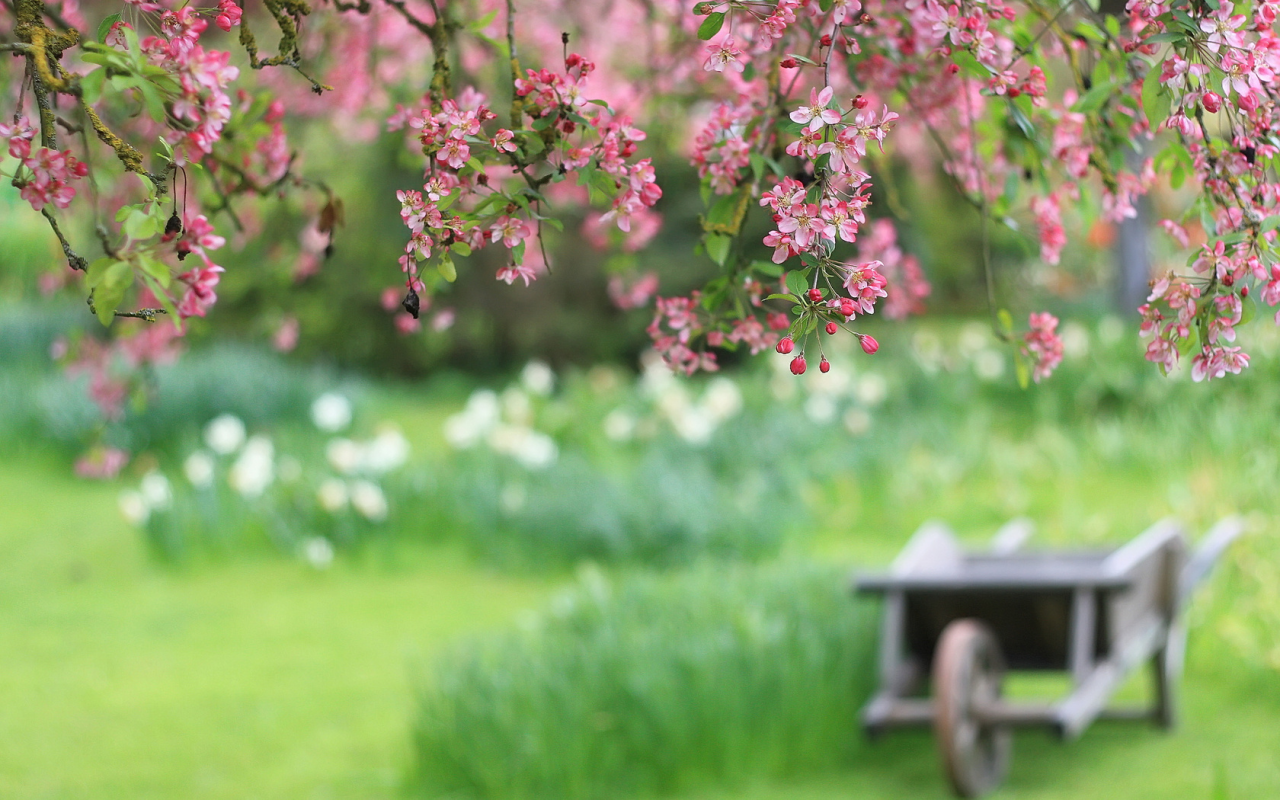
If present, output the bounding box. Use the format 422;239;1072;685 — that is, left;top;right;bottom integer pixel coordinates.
410;562;877;800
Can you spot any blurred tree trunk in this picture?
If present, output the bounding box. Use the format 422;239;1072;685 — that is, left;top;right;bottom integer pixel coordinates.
1115;188;1151;315
1098;0;1152;315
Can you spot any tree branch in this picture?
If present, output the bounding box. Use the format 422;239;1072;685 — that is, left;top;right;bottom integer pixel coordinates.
41;207;88;271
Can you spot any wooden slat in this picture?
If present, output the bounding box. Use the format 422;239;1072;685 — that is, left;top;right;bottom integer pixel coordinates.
989;517;1035;555
1178;516;1246;610
1102;518;1187;580
1055;615;1166;739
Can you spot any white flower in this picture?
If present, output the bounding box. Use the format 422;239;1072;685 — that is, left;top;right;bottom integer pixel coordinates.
140;471;172;510
118;490;150;526
302;536;334;569
521;360;555;396
843;407;872;435
229;435;274;498
311;392;353;432
350;480;388;521
672;406;715;445
317;478;349;512
499;482;527;514
364;427;410;473
326;438;363;475
1062;321;1090;359
855;373;888;407
640;352;676;397
443;390;500;449
517;432;558;470
183;451;215;488
204;414;246;455
957;321;990;357
702;377;743;422
974;349;1006;381
603;409;636;442
501;387;533;425
804;394;837;424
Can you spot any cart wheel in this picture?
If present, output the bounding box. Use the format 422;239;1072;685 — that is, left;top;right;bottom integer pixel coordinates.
1154;619;1186;730
933;619;1012;798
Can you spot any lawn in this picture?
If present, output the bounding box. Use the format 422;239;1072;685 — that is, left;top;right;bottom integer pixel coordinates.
2;434;1277;799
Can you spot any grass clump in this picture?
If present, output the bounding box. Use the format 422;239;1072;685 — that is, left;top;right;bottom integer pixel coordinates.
410;562;877;800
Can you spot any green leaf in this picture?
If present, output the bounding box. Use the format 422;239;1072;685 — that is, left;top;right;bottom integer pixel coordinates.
1261;215;1280;234
97;13;121;44
1240;293;1256;325
997;308;1014;336
92;261;134;326
80;68;107;105
1007;100;1035;139
705;233;731;266
697;12;725;40
764;293;799;304
1071;81;1116;113
1142;64;1170;128
467;9;498;31
749;259;783;277
819;0;834;10
437;255;457;282
1014;354;1030;388
123;208;160;241
85;257;118;289
137;81;167;125
450;242;473;257
136;253;170;289
784;269;810;298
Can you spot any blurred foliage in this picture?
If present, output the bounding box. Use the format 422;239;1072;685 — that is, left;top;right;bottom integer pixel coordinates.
411;562;877;800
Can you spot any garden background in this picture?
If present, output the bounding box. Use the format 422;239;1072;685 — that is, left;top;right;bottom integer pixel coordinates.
2;95;1279;798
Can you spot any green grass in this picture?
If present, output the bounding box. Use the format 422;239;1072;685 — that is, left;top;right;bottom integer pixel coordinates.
0;451;553;799
3;351;1280;800
3;446;1278;799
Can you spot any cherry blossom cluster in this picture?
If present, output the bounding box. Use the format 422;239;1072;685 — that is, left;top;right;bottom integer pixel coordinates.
1020;312;1063;383
0;117;89;211
387;45;660;330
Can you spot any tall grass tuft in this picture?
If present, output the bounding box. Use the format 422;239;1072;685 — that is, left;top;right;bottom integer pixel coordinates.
410;562;877;800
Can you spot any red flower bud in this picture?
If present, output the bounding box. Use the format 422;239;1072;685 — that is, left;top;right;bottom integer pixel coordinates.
780;57;798;69
860;334;879;355
1202;91;1222;113
790;355;807;375
946;63;960;75
807;288;823;302
820;34;832;47
840;300;855;317
1241;285;1250;298
776;336;795;354
826;321;838;335
1007;87;1021;98
819;358;830;373
852;94;868;109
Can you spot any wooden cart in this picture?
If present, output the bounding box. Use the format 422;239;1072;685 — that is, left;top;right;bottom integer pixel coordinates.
852;516;1243;798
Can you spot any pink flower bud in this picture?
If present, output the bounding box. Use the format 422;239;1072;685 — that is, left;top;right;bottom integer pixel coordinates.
790;355;807;375
1202;91;1222;113
825;321;838;335
860;334;879;355
776;336;795;354
819;358;830;373
807;288;823;302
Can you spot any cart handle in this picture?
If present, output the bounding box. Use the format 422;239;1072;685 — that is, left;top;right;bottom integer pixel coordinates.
1177;516;1245;611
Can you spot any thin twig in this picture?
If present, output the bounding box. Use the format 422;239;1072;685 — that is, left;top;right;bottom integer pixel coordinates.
42;207;88;271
